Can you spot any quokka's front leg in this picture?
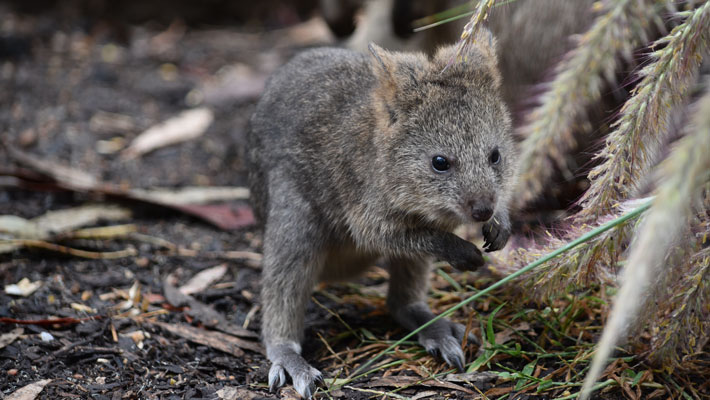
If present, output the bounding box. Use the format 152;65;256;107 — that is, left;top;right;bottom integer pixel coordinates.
260;179;326;399
386;256;479;371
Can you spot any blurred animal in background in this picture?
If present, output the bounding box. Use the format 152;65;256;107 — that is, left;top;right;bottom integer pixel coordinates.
320;0;596;114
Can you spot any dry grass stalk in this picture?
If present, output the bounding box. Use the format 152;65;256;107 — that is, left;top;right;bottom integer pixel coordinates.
577;1;710;221
581;83;710;400
500;213;635;302
445;0;497;69
514;0;659;209
647;245;710;369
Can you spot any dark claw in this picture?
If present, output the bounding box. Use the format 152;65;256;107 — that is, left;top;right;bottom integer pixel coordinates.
427;347;441;359
482;216;510;252
268;364;286;392
451;355;465;372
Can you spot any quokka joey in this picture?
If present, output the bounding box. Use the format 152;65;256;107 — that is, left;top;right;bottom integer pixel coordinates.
247;30;516;398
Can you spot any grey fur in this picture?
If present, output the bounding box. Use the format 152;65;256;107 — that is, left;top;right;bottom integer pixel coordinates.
248;38;516;398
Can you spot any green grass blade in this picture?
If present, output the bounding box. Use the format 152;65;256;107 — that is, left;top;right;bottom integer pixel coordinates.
343;199;652;386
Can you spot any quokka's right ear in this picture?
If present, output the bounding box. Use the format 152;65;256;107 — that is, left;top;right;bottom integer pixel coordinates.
368;43;426;101
368;43;393;79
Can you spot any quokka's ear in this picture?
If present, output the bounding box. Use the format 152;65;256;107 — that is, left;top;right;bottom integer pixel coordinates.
432;27;501;88
368;42;427;97
368;43;394;80
368;43;427;128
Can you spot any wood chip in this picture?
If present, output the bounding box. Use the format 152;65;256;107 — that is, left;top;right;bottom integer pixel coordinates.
0;328;23;350
216;386;261;400
5;379;52;400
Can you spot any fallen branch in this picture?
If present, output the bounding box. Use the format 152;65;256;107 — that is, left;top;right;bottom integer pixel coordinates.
1;143;255;230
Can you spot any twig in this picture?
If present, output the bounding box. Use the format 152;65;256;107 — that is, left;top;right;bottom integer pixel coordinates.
1;239;137;259
0;316;104;326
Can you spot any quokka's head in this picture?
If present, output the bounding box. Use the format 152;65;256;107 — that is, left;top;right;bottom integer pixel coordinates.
368;30;516;229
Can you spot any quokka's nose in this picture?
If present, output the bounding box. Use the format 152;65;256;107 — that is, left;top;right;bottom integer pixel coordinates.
471;205;494;222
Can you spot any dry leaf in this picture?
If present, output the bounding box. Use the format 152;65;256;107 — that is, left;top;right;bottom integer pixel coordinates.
122;107;214;158
2;160;253;230
0;215;42;240
0;204;131;242
179;264;227;295
71;303;97;313
484;386;514;397
494;322;531;345
5;142;98;190
32;205;131;238
0;205;131;254
170;204;255;230
4;278;42;297
130;186;249;205
412;391;439;400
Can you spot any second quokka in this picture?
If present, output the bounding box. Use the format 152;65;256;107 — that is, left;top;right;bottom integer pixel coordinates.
248;30;516;399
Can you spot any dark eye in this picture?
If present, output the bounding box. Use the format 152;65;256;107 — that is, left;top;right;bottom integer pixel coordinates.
431;155;450;172
489;147;501;165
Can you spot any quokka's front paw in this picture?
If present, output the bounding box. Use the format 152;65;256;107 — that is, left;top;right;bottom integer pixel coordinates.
482;214;511;252
267;343;324;399
446;239;485;271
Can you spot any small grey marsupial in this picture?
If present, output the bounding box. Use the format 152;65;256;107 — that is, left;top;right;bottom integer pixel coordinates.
247;31;516;399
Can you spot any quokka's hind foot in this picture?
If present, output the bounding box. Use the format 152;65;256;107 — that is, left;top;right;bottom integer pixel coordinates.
267;342;324;399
